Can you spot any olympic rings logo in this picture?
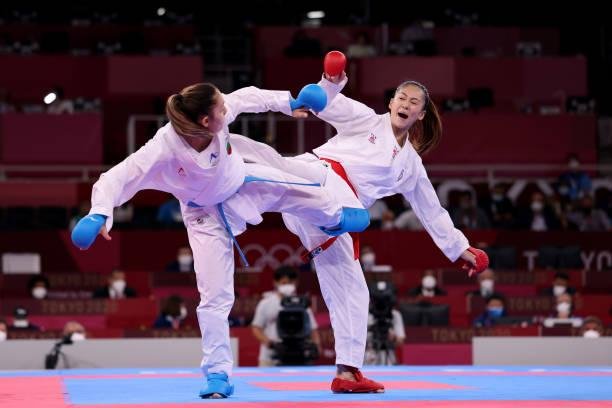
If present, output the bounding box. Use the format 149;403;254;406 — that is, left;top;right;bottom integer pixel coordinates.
241;243;307;268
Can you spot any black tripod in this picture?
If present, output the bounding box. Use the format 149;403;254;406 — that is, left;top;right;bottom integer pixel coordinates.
369;317;397;365
45;335;73;369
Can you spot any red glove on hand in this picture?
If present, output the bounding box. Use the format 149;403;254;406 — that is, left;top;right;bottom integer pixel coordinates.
461;247;489;277
324;50;346;77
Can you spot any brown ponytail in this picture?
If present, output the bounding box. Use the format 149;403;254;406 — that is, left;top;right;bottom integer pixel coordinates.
165;83;218;140
396;80;442;156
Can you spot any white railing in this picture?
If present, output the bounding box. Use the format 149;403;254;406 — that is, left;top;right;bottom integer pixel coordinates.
1;112;610;184
2;163;611;185
126;113;334;156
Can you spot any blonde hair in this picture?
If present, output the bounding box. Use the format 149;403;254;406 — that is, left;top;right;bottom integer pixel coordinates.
165;83;218;140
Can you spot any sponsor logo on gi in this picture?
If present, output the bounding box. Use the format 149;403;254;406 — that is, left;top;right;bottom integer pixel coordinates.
392;146;400;159
210;152;219;164
368;133;377;144
178;167;186;177
397;169;405;181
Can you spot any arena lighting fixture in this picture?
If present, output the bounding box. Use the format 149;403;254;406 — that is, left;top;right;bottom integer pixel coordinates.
307;10;325;19
157;7;166;16
43;92;57;105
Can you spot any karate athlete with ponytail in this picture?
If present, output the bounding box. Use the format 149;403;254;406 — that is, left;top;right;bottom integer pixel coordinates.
233;51;489;393
71;82;369;399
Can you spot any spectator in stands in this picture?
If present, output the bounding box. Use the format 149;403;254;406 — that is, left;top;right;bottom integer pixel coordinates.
567;195;611;231
485;184;515;229
62;321;86;342
473;294;507;327
165;246;195;273
0;319;7;341
46;86;74;114
367;199;391;229
543;293;582;328
558;154;592;202
9;307;40;331
283;29;322;57
157;198;183;228
153;295;188;330
553;293;577;319
360;245;377;271
517;191;561;231
28;275;50;299
539;271;577;297
580;316;604;338
92;269;137;299
468;269;502;299
380;210;396;231
450;191;491;230
408;270;447;299
347;32;377;58
251;266;320;366
394;202;424;230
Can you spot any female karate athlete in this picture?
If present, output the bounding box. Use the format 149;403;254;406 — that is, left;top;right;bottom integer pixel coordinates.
71;82;369;398
231;52;489;393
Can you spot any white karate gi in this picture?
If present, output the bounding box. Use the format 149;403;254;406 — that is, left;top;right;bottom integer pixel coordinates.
88;86;346;377
234;77;469;369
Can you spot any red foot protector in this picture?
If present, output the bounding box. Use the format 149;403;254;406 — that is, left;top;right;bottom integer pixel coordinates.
330;369;384;393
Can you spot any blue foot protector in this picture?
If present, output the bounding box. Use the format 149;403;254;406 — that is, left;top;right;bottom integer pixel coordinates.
320;207;370;236
199;372;234;399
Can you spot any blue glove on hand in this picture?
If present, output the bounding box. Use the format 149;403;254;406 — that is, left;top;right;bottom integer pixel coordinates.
289;84;327;113
71;214;107;250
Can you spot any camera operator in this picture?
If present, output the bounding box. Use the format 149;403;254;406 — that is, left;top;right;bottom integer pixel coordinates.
45;321;86;369
365;281;405;365
251;266;321;366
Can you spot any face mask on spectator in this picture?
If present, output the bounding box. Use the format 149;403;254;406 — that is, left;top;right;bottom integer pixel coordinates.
0;331;7;341
361;253;376;268
531;201;544;212
492;193;503;202
553;285;566;297
32;287;47;299
179;306;188;320
422;276;436;289
568;159;579;170
13;319;28;328
556;302;571;315
71;332;86;342
480;279;494;293
178;254;193;266
111;280;126;294
277;283;296;297
583;329;600;338
487;307;503;318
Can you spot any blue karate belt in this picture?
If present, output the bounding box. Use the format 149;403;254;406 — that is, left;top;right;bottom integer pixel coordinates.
189;175;321;267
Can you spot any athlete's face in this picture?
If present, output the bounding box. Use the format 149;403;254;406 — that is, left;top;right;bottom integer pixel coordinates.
388;84;426;131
